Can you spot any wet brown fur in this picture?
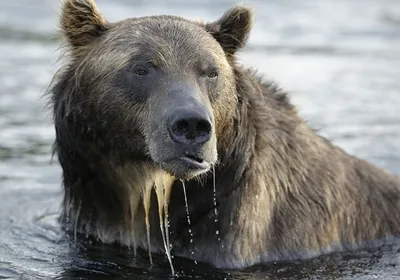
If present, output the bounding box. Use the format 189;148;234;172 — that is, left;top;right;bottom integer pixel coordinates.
50;0;400;269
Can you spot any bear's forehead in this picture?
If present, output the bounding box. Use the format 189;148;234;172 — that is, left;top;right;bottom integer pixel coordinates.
110;17;211;44
98;16;226;69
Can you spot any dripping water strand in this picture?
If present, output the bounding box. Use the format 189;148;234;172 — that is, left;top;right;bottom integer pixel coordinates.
85;211;92;239
212;166;221;243
132;233;138;256
162;219;175;275
164;199;171;258
181;180;194;256
143;186;153;265
129;197;138;257
213;166;218;222
156;184;175;275
132;230;137;257
145;219;153;265
159;204;172;273
163;194;174;276
65;200;71;233
74;200;82;242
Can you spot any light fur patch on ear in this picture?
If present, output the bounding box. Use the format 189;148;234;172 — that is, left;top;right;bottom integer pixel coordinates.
206;5;254;55
60;0;108;48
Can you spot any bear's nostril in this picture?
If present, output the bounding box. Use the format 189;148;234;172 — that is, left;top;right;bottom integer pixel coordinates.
196;120;212;138
173;120;189;137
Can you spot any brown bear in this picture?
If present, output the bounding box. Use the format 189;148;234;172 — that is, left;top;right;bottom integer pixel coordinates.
49;0;400;271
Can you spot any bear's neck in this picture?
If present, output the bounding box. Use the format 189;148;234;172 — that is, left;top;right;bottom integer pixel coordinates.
215;67;306;198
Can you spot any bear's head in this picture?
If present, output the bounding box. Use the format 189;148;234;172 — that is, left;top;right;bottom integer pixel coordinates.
56;0;253;180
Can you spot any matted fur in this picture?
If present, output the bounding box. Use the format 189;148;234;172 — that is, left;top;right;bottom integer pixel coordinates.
49;0;400;269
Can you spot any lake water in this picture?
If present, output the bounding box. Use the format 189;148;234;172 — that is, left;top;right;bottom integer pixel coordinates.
1;0;400;279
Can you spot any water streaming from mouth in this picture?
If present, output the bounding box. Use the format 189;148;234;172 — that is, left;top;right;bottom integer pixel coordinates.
154;175;175;275
180;180;195;258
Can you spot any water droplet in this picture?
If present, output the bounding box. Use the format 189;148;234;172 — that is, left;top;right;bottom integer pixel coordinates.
216;230;219;235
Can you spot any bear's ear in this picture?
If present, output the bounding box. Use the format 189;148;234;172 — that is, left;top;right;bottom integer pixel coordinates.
60;0;108;48
205;6;253;56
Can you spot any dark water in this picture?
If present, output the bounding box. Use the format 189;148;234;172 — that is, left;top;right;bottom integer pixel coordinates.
1;0;400;279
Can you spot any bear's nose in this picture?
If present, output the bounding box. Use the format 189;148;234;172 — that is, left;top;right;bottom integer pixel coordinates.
168;108;212;145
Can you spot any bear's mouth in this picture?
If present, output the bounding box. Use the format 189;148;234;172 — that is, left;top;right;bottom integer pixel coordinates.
179;155;210;170
159;154;211;180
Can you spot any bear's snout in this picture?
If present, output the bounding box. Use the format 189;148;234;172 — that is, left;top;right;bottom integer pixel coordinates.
167;107;212;146
145;83;219;179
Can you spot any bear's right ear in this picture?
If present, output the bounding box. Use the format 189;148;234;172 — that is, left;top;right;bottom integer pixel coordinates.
60;0;108;48
205;6;253;56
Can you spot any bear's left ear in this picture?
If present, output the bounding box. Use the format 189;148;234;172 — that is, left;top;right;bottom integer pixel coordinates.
205;6;253;56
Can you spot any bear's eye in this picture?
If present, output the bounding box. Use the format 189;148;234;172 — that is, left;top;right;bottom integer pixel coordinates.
206;70;218;79
133;69;149;76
